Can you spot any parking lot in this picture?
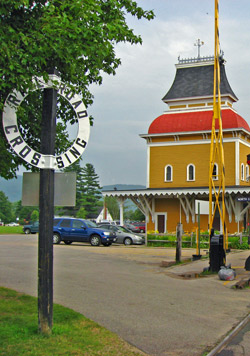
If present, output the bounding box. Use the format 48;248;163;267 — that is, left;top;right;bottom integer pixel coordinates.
0;234;249;356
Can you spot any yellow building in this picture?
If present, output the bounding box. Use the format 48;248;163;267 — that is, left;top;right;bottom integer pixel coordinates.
103;55;250;235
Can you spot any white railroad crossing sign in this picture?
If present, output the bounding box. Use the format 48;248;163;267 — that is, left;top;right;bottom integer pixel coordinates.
2;74;90;169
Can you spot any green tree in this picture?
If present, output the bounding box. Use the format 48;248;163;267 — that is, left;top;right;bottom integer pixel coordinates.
30;209;39;222
79;163;102;218
104;196;120;221
0;1;154;179
14;200;39;224
76;207;87;219
0;191;14;223
125;207;145;221
61;160;102;218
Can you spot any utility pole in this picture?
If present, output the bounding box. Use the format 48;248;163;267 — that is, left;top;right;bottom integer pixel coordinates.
38;69;58;335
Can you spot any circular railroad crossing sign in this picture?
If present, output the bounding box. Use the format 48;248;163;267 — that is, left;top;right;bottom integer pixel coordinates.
2;74;90;169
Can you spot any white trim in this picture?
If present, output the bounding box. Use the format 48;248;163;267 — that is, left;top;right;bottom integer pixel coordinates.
246;165;249;181
102;186;250;199
145;136;250;148
155;212;167;233
241;163;245;181
187;163;195;181
146;146;150;188
235;141;239;185
176;59;214;69
140;126;250;140
165;164;173;182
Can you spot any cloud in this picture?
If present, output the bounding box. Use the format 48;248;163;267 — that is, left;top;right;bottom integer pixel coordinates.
72;1;250;185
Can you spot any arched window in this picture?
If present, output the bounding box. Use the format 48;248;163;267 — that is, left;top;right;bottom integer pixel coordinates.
241;163;245;181
212;163;218;180
246;165;249;181
165;165;172;182
187;164;195;181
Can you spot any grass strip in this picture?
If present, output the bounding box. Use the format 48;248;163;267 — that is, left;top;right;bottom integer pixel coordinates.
0;287;145;356
0;226;23;234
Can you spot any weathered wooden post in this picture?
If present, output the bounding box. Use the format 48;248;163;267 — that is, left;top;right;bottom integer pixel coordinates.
38;70;57;334
2;70;90;335
176;223;182;263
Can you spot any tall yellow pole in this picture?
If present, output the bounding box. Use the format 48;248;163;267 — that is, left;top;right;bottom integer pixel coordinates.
209;0;226;249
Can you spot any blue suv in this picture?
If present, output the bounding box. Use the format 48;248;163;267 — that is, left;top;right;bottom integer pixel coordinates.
53;218;117;246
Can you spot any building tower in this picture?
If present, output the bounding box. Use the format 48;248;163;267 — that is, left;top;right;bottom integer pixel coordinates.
103;54;250;235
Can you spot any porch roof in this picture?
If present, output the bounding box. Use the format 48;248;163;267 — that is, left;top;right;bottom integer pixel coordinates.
102;186;250;199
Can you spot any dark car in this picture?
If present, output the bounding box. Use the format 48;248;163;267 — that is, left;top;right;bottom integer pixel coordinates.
98;224;145;245
23;221;39;234
53;217;117;246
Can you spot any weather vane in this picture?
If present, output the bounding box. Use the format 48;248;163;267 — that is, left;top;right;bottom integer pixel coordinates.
194;39;204;59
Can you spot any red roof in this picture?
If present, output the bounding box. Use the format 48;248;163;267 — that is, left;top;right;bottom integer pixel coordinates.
148;109;250;134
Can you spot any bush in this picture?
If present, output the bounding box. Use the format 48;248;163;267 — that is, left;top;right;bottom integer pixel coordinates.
147;233;249;250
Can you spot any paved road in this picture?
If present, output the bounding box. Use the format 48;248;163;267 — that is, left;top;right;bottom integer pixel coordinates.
215;318;250;356
1;235;250;356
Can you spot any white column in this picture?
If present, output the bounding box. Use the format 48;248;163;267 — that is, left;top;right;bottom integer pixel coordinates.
119;198;124;226
235;140;239;185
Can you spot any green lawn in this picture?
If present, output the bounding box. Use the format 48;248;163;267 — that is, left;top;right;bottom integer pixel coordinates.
0;287;145;356
0;226;23;234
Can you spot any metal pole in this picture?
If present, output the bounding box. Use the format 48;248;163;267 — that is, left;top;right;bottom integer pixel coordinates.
176;223;182;263
38;69;58;334
198;202;200;256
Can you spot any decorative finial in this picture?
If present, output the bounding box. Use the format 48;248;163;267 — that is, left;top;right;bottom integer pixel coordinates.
194;39;204;59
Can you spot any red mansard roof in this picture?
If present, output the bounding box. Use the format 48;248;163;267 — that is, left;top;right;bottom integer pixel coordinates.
148;109;250;134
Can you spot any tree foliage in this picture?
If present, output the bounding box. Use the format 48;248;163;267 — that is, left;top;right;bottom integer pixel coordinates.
78;163;102;218
0;191;14;223
0;1;154;179
125;207;145;221
61;161;102;218
14;200;39;224
30;209;39;222
105;196;120;221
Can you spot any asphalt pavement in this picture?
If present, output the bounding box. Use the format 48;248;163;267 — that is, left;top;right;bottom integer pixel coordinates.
210;314;250;356
0;235;250;356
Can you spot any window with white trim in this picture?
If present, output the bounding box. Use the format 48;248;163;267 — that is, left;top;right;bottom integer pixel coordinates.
212;163;218;180
246;165;249;181
241;163;245;181
165;165;173;182
187;164;195;181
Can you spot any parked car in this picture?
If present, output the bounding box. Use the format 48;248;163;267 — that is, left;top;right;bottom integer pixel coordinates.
124;223;140;233
98;224;145;245
53;218;117;246
131;222;145;233
23;221;39;234
7;222;19;227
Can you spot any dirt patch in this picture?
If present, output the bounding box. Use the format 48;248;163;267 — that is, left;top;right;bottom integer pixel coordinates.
232;278;250;289
160;260;176;268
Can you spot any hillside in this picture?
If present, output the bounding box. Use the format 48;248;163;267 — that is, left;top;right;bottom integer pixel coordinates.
0;176;145;202
0;176;23;202
102;184;145;191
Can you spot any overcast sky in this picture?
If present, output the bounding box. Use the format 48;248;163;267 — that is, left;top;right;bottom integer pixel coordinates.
82;0;250;187
19;1;250;187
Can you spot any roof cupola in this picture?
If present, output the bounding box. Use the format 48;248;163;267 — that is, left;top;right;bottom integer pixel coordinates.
162;54;238;111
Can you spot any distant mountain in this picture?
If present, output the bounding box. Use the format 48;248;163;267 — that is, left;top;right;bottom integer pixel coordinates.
102;184;145;191
0;176;23;202
0;175;146;202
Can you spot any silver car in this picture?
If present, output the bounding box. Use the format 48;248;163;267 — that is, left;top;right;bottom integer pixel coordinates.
97;224;145;245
